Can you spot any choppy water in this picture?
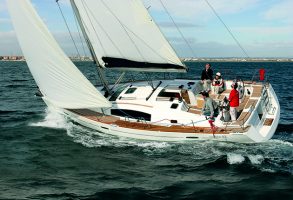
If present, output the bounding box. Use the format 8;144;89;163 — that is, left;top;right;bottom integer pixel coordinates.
0;61;292;199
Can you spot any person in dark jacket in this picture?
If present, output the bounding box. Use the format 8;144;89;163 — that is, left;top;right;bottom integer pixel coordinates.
201;63;213;91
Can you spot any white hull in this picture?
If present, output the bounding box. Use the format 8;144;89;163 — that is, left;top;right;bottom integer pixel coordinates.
63;109;254;143
45;79;280;143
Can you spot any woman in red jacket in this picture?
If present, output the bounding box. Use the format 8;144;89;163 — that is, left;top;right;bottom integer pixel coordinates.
229;82;239;121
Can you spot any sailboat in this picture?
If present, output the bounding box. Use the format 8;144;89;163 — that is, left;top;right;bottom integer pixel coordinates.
7;0;280;143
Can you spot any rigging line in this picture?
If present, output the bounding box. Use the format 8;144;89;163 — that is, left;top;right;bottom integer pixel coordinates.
80;1;106;56
82;2;124;58
121;25;180;65
70;0;97;62
110;72;126;91
158;0;197;58
100;0;146;62
144;73;154;89
70;1;110;94
204;0;250;58
56;0;81;58
145;6;185;67
99;2;180;66
73;8;87;57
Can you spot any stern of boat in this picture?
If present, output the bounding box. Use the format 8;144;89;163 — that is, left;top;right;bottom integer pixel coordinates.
245;82;280;142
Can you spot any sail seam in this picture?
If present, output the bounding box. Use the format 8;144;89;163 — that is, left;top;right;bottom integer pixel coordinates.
80;1;107;56
73;7;87;57
100;0;146;62
81;1;124;58
99;0;180;66
56;0;81;58
159;0;197;58
71;0;111;93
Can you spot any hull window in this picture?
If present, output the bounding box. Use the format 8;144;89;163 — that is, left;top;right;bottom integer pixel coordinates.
111;109;151;121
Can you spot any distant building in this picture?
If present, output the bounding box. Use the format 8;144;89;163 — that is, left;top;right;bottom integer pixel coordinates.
0;56;25;61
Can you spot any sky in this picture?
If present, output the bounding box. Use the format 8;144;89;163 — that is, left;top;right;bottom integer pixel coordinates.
0;0;293;58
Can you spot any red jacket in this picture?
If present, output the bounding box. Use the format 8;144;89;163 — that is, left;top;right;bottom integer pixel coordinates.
229;89;239;107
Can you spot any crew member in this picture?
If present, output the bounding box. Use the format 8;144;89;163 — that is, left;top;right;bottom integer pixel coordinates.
201;63;213;91
229;82;240;121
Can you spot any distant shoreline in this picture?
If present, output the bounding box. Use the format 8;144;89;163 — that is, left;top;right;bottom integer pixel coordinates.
1;56;292;62
0;56;93;62
182;58;293;62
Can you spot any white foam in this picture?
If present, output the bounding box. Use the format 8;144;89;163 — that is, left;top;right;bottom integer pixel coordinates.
261;168;276;173
227;153;245;164
66;124;173;152
136;142;171;149
269;139;293;147
30;108;68;129
248;155;264;165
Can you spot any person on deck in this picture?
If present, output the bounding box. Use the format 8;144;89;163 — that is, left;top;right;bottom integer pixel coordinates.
200;91;218;118
228;82;240;121
201;63;213;91
212;72;224;94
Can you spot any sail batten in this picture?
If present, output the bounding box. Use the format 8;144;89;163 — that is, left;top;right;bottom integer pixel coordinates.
7;0;111;109
72;0;187;72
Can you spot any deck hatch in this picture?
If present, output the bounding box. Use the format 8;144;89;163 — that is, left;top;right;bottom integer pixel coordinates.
171;103;179;109
109;86;128;101
125;87;137;94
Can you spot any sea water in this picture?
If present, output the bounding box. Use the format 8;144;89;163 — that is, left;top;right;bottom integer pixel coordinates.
0;61;292;199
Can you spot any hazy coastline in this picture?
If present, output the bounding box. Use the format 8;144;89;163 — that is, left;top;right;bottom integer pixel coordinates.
1;56;292;62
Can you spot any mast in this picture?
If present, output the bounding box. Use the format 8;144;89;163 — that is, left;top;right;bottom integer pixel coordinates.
70;0;111;94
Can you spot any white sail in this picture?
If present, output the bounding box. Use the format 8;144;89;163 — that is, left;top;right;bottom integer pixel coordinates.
7;0;111;109
71;0;187;72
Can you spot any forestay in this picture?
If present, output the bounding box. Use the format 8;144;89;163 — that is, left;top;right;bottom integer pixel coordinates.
71;0;187;72
7;0;111;109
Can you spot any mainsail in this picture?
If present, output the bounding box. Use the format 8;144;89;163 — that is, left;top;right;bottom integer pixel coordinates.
71;0;187;72
7;0;111;109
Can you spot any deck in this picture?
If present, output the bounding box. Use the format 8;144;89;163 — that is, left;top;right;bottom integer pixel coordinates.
67;108;249;135
66;83;263;135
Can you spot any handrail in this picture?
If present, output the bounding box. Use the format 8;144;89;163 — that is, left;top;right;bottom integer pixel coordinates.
138;117;151;128
146;81;162;101
250;69;259;83
262;83;274;114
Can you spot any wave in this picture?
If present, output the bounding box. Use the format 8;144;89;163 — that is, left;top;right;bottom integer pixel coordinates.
247;154;264;165
276;123;293;133
268;139;293;147
11;79;29;82
65;122;293;152
29;182;293;200
0;110;38;115
227;153;245;164
225;154;264;165
66;124;173;153
28;107;292;175
0;110;17;114
5;84;26;88
65;126;293;174
202;153;292;175
29;108;68;129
